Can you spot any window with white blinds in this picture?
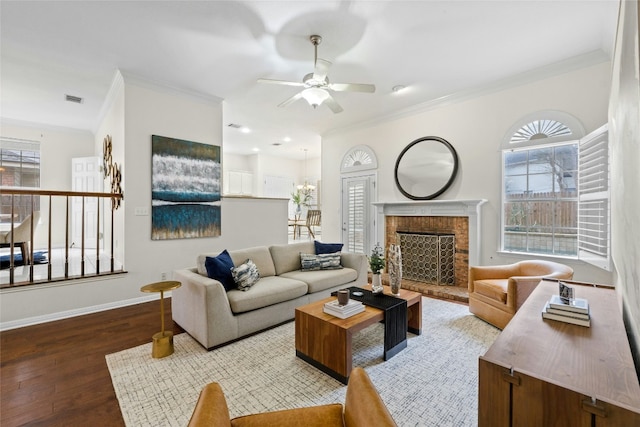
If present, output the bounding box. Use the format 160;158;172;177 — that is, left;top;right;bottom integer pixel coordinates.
501;115;610;269
346;179;366;254
578;125;610;270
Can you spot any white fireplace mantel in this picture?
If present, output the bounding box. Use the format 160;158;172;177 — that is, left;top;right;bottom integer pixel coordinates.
372;199;487;267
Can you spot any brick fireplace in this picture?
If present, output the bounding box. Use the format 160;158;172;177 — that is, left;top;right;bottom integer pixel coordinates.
373;200;486;301
386;216;468;287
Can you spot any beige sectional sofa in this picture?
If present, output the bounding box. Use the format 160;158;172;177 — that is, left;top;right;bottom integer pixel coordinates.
172;241;368;350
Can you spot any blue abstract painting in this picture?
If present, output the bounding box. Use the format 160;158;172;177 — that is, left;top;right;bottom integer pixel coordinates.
151;135;221;240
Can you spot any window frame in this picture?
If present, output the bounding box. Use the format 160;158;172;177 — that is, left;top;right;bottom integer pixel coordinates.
0;138;41;224
500;115;610;270
501;140;579;258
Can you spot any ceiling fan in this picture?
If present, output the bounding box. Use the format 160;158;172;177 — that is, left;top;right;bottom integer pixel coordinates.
257;35;375;113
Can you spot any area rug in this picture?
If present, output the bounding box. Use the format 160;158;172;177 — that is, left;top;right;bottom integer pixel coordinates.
0;250;48;269
106;297;499;426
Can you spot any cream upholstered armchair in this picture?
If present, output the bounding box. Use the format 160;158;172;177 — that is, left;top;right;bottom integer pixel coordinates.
0;211;40;264
468;260;574;329
187;367;396;427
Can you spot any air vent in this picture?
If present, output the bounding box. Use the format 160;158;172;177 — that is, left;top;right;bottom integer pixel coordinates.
227;123;242;128
272;142;282;146
65;94;84;104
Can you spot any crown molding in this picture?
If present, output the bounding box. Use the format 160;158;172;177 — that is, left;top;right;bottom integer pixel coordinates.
92;69;125;134
0;117;94;135
324;50;610;138
119;70;224;105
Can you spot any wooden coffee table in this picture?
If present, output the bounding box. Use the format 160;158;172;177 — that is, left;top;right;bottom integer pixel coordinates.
295;285;422;384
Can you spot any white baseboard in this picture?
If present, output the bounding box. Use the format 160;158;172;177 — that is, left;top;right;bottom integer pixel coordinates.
0;292;172;331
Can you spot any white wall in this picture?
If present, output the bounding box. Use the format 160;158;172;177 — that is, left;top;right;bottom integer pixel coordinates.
0;78;289;327
322;62;613;285
609;0;640;367
0;121;94;247
94;72;126;261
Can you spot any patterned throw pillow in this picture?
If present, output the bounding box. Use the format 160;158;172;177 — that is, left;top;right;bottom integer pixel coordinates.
231;259;260;291
300;252;343;271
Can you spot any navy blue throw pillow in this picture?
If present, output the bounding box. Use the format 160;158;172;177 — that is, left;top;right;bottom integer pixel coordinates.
205;250;235;291
314;240;344;255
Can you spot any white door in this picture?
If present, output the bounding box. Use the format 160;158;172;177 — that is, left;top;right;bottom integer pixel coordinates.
72;157;103;249
341;173;376;254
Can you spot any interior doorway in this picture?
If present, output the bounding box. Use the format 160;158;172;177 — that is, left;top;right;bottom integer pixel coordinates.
71;157;103;249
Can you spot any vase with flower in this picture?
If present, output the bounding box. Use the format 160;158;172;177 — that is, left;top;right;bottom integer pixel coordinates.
291;188;312;217
369;244;385;295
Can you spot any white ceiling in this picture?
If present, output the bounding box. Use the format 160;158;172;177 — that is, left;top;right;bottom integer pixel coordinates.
0;1;619;160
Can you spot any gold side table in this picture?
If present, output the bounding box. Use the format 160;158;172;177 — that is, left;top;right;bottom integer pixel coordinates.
141;280;181;358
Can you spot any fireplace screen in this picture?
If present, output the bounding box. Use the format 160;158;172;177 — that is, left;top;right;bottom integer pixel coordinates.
398;233;455;285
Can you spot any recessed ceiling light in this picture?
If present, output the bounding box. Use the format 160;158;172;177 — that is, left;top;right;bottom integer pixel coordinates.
252;147;260;152
240;127;251;134
283;137;291;142
392;85;407;93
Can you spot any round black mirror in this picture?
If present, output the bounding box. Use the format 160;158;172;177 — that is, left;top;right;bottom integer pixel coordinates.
394;136;459;200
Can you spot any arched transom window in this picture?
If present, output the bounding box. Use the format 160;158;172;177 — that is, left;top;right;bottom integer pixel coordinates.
341;145;377;173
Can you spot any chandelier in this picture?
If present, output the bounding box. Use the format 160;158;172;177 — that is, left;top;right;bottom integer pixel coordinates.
297;149;316;191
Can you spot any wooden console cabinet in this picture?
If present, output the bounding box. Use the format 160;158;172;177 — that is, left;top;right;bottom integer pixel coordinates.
479;280;640;426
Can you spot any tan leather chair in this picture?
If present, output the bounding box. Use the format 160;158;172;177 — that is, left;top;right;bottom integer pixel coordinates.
187;367;396;427
468;260;574;329
0;211;40;264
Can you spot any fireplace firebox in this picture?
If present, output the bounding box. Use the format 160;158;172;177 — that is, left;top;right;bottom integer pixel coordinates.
398;232;456;285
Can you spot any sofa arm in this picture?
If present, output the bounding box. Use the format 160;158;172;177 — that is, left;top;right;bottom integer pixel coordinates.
173;268;239;349
340;252;368;286
188;383;232;427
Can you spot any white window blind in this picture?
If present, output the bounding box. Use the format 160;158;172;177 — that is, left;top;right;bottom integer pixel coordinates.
578;125;610;270
346;179;367;254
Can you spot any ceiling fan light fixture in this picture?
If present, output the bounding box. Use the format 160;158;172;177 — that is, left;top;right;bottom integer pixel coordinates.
301;87;329;108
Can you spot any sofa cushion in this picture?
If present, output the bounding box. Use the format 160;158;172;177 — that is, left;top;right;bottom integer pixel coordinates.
226;276;308;314
474;279;508;304
280;267;358;293
269;241;315;275
197;253;221;276
300;252;343;271
229;246;276;278
231;259;260;291
204;250;235;291
314;240;344;255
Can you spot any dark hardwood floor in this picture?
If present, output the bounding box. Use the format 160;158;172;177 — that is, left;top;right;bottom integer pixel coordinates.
1;299;184;426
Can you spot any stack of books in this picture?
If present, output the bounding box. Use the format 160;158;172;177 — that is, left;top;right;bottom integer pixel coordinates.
541;294;590;327
323;299;365;319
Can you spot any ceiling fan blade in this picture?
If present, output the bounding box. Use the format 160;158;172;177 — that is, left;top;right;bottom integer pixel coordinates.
258;78;305;87
277;92;303;108
324;94;343;114
313;59;332;82
329;83;376;93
